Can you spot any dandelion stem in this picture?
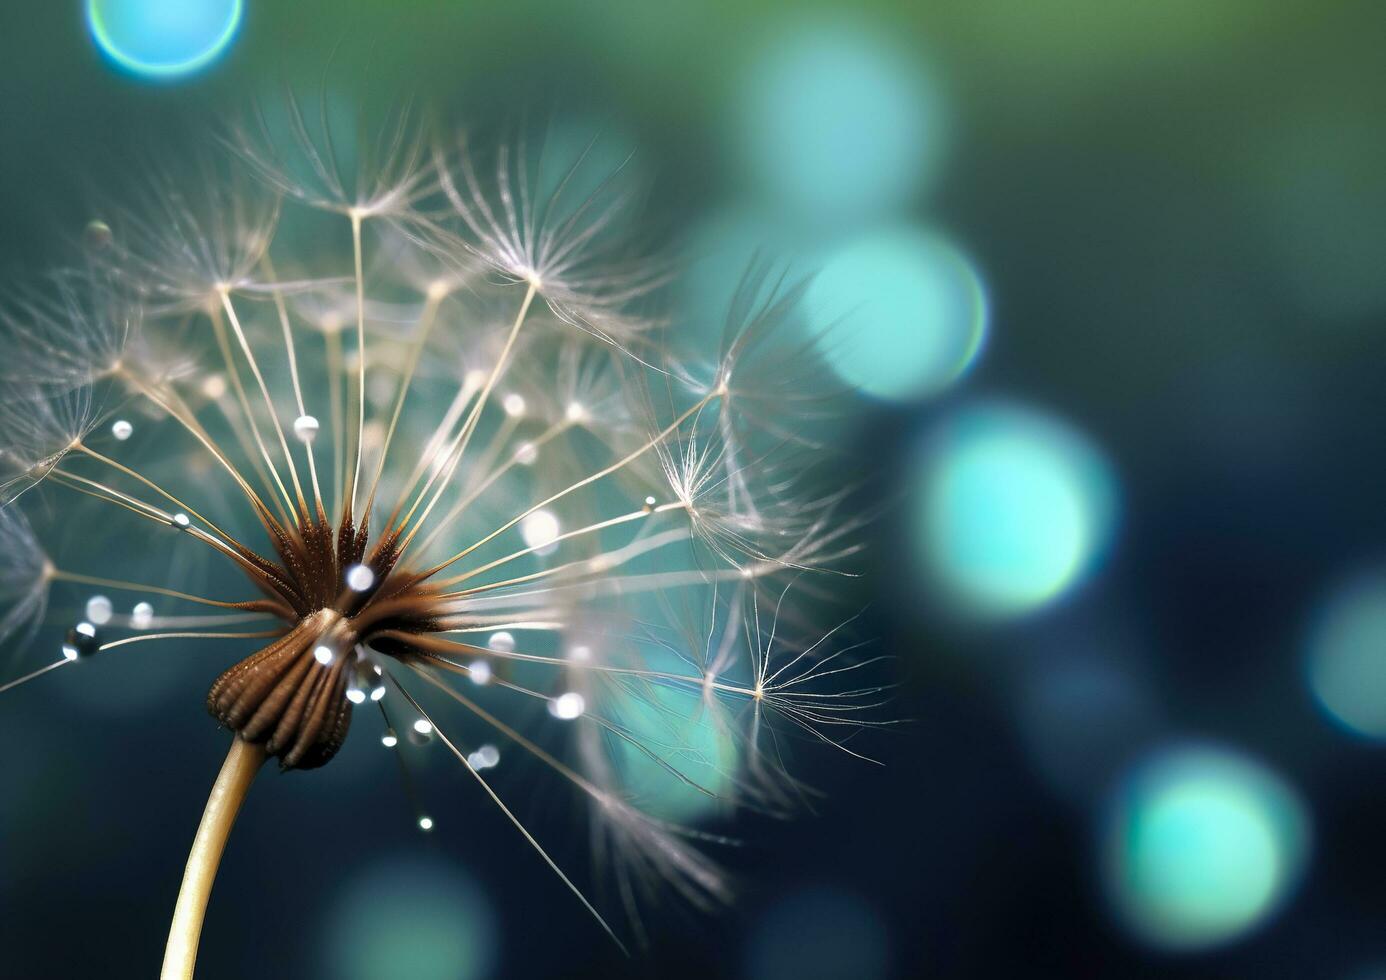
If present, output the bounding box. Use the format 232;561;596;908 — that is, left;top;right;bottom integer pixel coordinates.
326;327;345;519
117;369;280;532
262;254;326;514
73;443;231;542
162;737;266;980
218;289;307;513
412;417;572;555
348;210;367;519
50;569;275;612
394;281;537;555
209;305;296;524
362;288;442;518
421;389;720;580
0;658;70;695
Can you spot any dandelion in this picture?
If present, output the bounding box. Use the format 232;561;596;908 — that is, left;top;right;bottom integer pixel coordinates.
0;111;885;976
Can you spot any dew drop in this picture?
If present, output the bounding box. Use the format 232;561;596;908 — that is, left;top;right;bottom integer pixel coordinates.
111;419;133;441
549;691;586;720
131;602;154;629
85;595;113;625
293;414;321;443
520;510;561;554
83;219;113;251
63;621;100;660
468;660;492;685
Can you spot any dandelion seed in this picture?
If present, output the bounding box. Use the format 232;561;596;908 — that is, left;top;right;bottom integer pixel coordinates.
0;111;883;974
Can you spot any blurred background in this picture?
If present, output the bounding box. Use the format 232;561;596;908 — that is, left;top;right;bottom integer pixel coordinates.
2;1;1386;977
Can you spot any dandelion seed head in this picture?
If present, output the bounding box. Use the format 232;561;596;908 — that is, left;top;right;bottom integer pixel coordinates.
0;110;883;939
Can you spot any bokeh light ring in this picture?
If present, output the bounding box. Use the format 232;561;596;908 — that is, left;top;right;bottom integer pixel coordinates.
1306;569;1386;738
87;0;243;79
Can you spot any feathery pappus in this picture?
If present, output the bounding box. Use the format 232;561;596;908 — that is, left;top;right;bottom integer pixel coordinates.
0;104;887;974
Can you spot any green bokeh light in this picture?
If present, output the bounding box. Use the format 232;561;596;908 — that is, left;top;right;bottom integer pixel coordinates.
1307;571;1386;738
806;226;986;401
914;402;1117;617
736;17;943;227
322;856;496;980
608;677;740;823
1105;746;1310;951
